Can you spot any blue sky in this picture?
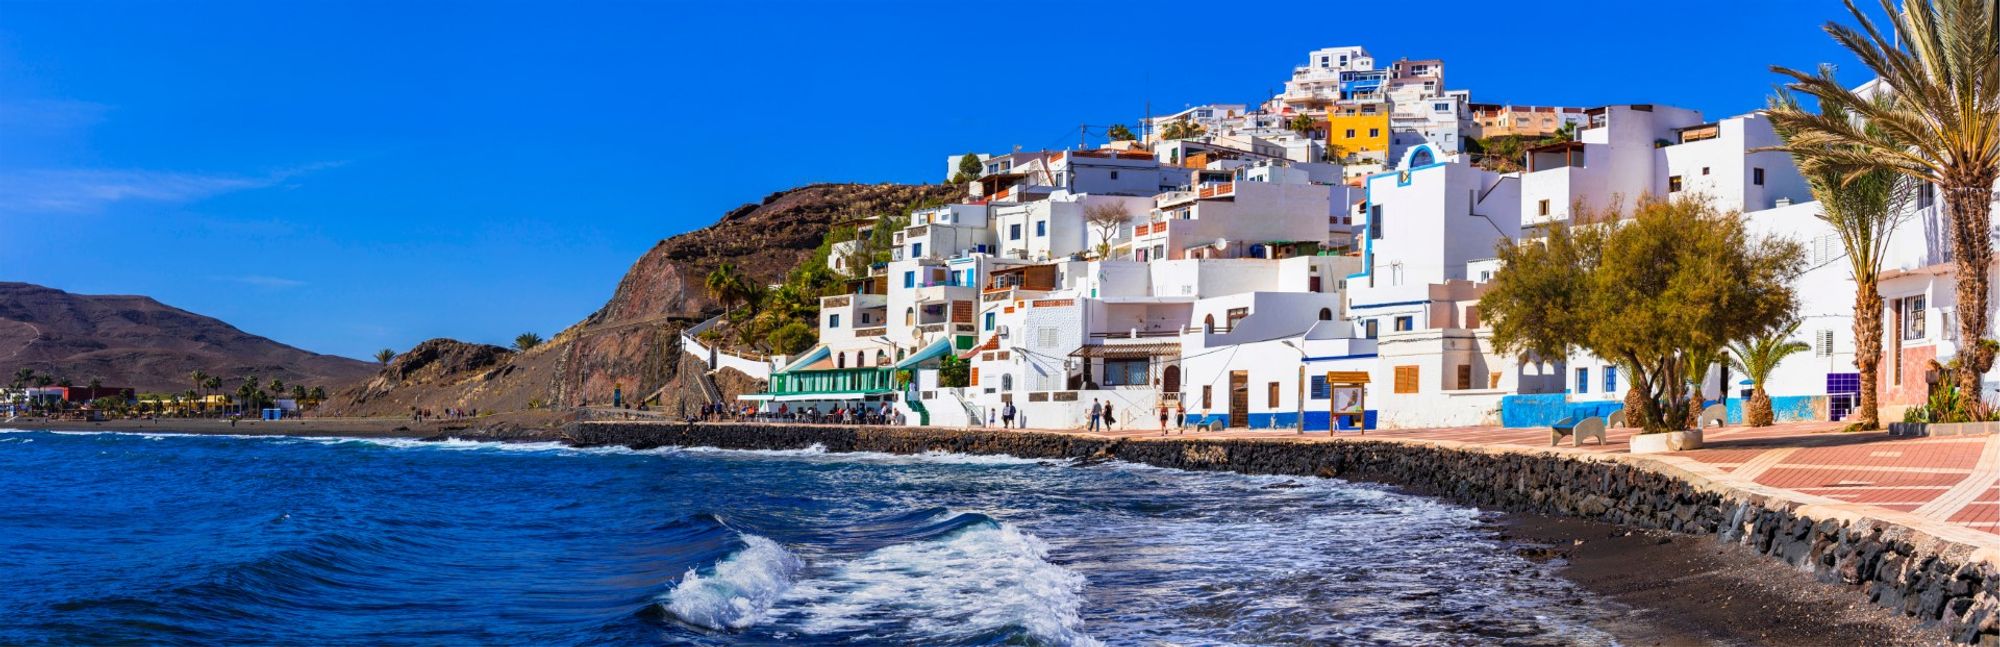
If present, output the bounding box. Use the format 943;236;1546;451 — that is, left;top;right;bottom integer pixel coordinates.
0;1;1870;360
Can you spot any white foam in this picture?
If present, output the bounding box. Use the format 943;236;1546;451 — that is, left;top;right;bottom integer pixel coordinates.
661;534;805;630
781;520;1100;646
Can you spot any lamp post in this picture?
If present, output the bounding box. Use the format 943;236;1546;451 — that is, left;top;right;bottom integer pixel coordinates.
1280;339;1308;434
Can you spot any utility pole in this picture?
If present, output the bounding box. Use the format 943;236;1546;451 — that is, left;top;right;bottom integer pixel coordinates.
1080;123;1087;150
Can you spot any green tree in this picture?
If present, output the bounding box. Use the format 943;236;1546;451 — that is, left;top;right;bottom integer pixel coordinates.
375;348;396;366
951;153;983;183
1106;124;1136;141
237;376;260;412
1768;90;1908;429
1768;0;2000;399
189;369;210;402
12;368;34;389
1728;322;1812;427
309;385;326;403
1481;197;1804;433
1287;114;1316;135
705;262;752;320
937;353;970;388
267;379;286;399
767;320;817;355
1161;119;1205;140
514;332;544;351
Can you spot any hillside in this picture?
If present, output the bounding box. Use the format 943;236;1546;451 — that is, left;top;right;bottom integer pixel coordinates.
320;182;960;417
0;282;376;393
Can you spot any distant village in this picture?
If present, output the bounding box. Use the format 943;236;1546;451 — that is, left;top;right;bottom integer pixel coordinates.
679;44;1953;432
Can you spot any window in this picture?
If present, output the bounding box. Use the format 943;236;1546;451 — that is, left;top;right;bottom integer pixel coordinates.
903;271;915;288
829;314;841;328
1753;167;1765;186
911;242;922;258
1538;199;1550;216
1919;183;1936;209
905;307;914;325
1393;316;1413;331
1369;205;1382;240
1904;296;1927;339
1268;382;1280;407
1604;366;1617;393
1816;330;1835;357
1036;221;1047;237
984;312;995;331
1037;327;1058;348
1001;374;1013;391
1576;367;1590;394
1310;375;1329;399
1318;307;1333;321
1364;319;1379;339
1202;385;1213;409
1456;365;1473;390
1701;166;1711;176
1345;128;1356;138
1225;307;1249;329
1393;366;1419;394
1369;128;1380;138
1010;224;1022;241
1109;171;1119;180
1103;359;1148;386
1668;175;1683;192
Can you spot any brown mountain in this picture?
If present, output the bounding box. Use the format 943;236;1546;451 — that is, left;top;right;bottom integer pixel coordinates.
0;282;376;393
320;182;959;417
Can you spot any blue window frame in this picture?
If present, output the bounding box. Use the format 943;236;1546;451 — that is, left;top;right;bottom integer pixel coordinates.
903;271;915;289
1603;366;1617;393
1036;221;1047;237
911;242;922;258
829;314;841;328
1010;224;1022;241
1309;375;1329;399
1576;368;1590;394
983;312;996;331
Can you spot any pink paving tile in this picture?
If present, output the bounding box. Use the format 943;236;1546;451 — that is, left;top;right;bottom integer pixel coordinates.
1757;466;1968;489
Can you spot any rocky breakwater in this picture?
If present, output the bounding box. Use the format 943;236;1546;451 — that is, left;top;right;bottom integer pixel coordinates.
566;421;2000;643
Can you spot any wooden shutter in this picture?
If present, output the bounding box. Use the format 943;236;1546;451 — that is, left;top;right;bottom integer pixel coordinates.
1394;366;1419;394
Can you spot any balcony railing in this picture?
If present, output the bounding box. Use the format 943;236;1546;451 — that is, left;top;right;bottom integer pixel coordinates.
1090;330;1182;339
853;326;887;338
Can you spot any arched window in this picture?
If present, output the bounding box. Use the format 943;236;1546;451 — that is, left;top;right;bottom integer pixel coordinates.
1203;314;1216;333
876;350;889;366
1319;308;1333;321
836;352;846;369
905;308;914;326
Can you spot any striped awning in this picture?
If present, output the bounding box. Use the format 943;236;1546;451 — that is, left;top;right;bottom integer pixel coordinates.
1070;343;1180;358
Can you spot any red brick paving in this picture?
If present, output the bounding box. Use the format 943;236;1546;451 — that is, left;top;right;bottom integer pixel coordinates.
1054;419;2000;538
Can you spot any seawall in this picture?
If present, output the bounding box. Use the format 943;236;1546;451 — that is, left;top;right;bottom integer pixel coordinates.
567;421;2000;644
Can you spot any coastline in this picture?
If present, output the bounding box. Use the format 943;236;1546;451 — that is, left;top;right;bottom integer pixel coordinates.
0;419;1958;645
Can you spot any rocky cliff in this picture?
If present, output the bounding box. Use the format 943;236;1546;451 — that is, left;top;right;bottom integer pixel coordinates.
321;182;959;417
0;282;376;393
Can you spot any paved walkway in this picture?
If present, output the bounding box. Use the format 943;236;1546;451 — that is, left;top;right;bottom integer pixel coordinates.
1025;420;2000;538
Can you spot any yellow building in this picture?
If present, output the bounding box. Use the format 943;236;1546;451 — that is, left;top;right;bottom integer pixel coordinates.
1324;105;1389;162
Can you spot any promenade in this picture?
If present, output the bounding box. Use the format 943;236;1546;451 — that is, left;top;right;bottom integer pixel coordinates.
1043;420;2000;539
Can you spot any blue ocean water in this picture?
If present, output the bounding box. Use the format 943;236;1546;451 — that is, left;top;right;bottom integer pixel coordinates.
0;430;1621;646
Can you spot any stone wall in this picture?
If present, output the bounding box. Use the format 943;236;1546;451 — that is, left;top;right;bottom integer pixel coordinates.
566;421;2000;644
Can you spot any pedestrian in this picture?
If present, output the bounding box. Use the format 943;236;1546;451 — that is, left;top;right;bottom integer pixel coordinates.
1103;403;1117;430
1175;401;1186;433
1158;402;1169;436
1088;399;1103;431
1002;401;1016;429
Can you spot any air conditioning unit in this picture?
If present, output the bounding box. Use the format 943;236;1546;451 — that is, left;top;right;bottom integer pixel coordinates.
997;325;1011;339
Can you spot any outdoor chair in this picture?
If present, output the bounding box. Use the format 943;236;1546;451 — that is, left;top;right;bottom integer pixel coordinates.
1551;416;1608;447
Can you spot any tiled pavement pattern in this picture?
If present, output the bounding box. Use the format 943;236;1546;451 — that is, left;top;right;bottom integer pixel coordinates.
1064;420;2000;537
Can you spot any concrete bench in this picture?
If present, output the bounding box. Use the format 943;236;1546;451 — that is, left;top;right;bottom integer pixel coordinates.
1551;416;1608;447
1699;403;1727;428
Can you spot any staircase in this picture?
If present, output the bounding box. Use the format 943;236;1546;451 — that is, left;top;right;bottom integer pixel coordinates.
905;391;930;426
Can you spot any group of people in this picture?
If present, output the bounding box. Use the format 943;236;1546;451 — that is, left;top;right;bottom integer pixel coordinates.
410;407;475;422
685;401;903;426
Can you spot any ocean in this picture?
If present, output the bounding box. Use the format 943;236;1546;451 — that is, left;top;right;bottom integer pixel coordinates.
0;429;1622;646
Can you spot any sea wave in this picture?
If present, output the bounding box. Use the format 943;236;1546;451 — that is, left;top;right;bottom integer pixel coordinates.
781;515;1099;646
660;533;805;631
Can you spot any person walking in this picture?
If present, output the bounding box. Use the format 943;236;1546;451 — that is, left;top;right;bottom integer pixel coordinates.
1103;403;1117;431
1157;402;1169;436
1002;401;1016;429
1087;399;1103;432
1175;401;1187;433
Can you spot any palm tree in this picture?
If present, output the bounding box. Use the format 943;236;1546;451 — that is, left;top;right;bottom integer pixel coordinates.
237;376;260;413
308;386;326;406
12;368;34;389
1729;322;1813;427
1770;91;1907;429
1768;0;2000;399
267;379;286;399
1286;114;1316;135
375;348;396;366
1106;124;1136;142
189;369;209;401
1161;119;1205;141
514;332;544;351
706;263;750;320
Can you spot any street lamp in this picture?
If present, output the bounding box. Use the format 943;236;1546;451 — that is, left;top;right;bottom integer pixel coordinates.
1280;338;1308;434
